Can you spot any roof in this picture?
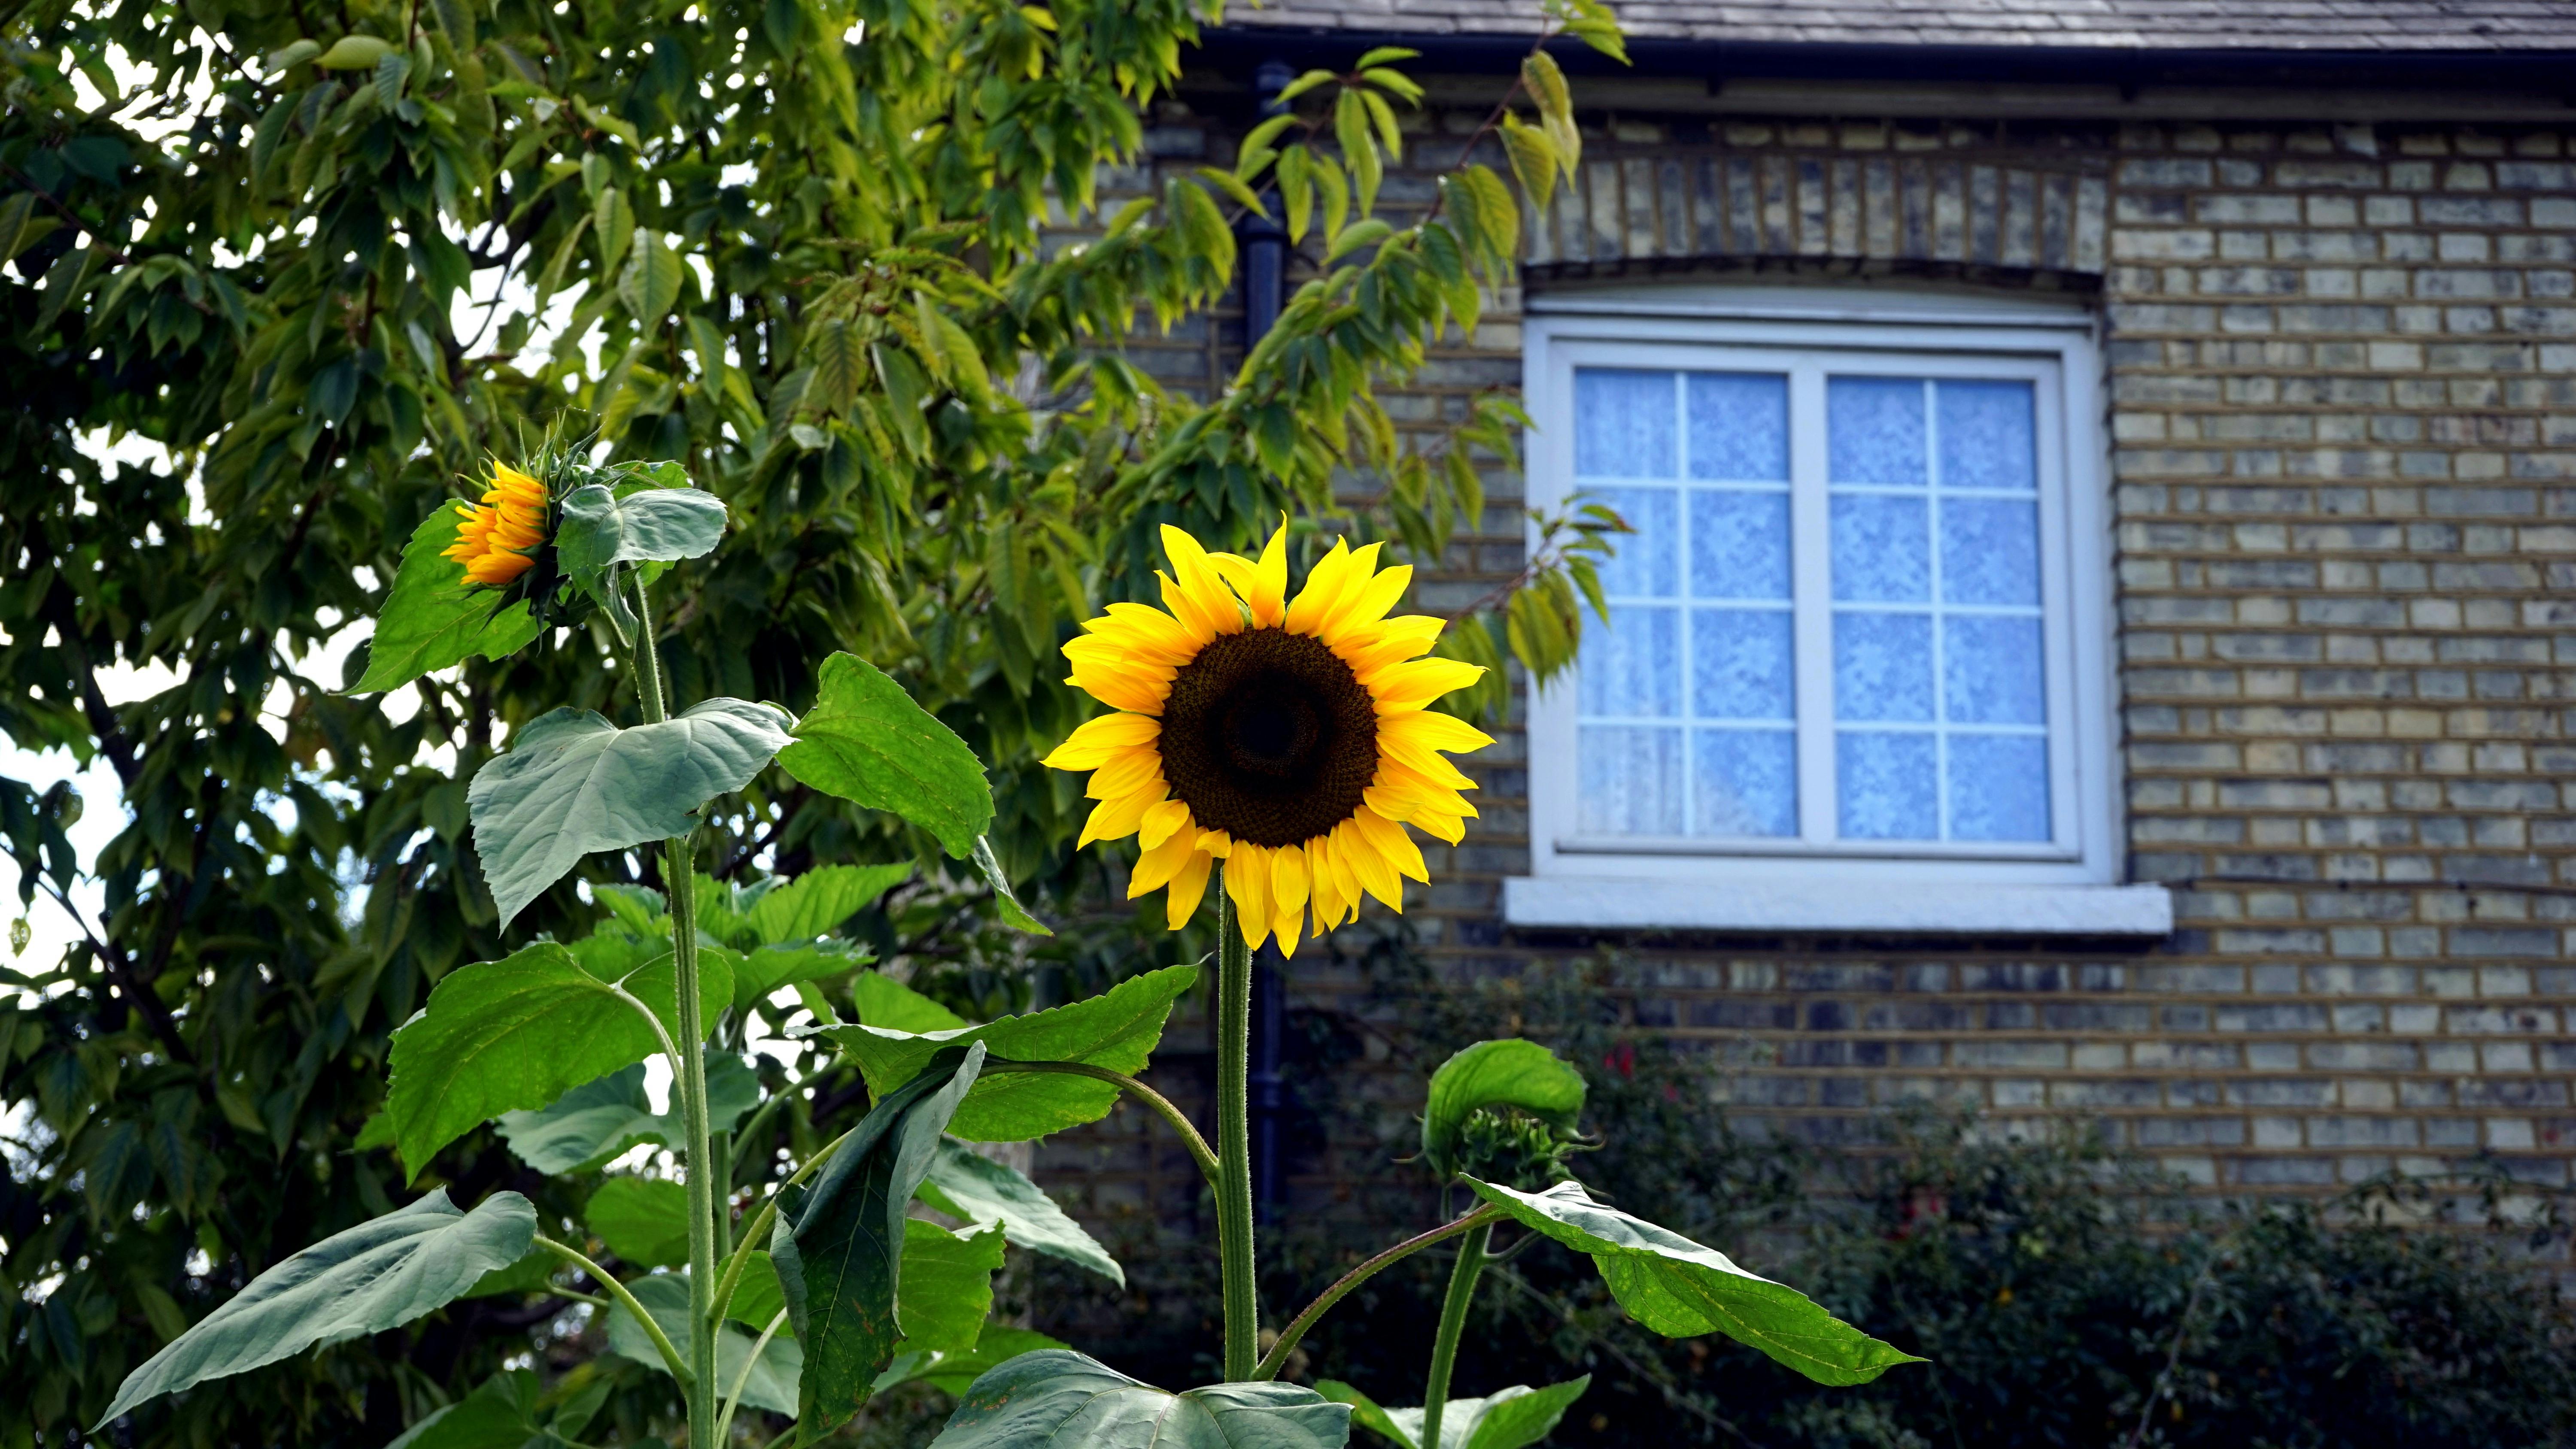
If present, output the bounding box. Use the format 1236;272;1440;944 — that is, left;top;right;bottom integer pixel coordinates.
1217;0;2576;53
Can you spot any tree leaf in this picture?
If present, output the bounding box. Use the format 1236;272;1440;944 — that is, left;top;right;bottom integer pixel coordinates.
1421;1040;1586;1179
927;1350;1350;1449
617;228;681;328
385;942;732;1178
896;1218;1005;1353
849;971;969;1033
919;1137;1123;1286
468;700;793;926
606;1271;802;1415
774;652;993;858
808;964;1197;1142
348;502;543;694
314;33;394;68
1319;1377;1589;1449
775;1042;985;1429
746;862;911;942
1497;115;1557;214
95;1191;535;1427
973;835;1050;935
584;1176;688;1268
1463;1179;1925;1385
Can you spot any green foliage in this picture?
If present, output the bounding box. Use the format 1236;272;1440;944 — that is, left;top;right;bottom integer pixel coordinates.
466;699;793;925
585;1175;692;1268
349;500;547;692
384;1368;593;1449
1321;1376;1592;1449
896;1219;1009;1354
1420;1040;1586;1182
927;1351;1353;1449
94;1190;536;1425
815;962;1199;1140
494;1054;760;1173
777;652;998;860
383;939;731;1175
922;1137;1127;1287
606;1272;804;1417
776;1043;987;1428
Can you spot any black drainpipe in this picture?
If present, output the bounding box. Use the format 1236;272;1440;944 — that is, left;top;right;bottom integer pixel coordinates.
1239;57;1294;1225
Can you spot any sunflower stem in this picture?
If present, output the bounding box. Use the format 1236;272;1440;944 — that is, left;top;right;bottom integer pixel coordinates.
1215;865;1259;1382
631;572;720;1449
1420;1220;1492;1449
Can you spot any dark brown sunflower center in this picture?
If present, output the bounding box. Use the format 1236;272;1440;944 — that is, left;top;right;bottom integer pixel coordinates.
1159;627;1378;849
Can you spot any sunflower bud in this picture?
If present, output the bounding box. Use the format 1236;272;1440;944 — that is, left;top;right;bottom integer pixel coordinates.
442;462;550;588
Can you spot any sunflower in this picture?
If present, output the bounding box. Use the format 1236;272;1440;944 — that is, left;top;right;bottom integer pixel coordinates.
1042;521;1494;955
442;461;550;588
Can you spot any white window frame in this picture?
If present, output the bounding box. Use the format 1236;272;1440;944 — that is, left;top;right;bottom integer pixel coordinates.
1507;285;2170;936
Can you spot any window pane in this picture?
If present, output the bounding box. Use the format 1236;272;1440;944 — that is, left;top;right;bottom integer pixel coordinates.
1943;616;2046;725
1690;489;1790;600
1949;734;2050;841
1591;486;1677;598
1834;612;1934;722
1574;369;1675;478
1937;380;2037;491
1830;494;1929;603
1940;497;2041;606
1580;726;1683;834
1837;731;1937;839
1577;604;1680;717
1694;728;1797;837
1686;372;1789;481
1827;376;1926;486
1693;607;1794;719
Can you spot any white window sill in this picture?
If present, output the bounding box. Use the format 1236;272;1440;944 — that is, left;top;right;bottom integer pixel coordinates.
1502;877;2173;936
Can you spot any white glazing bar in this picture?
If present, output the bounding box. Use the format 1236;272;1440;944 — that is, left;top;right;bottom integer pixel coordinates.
1925;377;1949;843
1788;363;1835;845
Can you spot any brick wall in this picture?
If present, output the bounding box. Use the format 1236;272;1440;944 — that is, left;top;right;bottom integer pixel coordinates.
1037;93;2576;1260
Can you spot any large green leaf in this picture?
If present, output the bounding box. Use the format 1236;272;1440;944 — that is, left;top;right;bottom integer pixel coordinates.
927;1350;1350;1449
1319;1377;1590;1449
385;1369;577;1449
896;1218;1005;1353
876;1325;1069;1397
737;941;871;1012
1464;1179;1923;1386
494;1053;760;1174
746;861;912;941
585;1176;688;1268
849;971;969;1033
554;481;728;576
385;942;732;1179
468;699;794;925
775;1043;985;1429
348;501;543;694
920;1138;1123;1286
774;652;993;858
96;1191;536;1426
1421;1040;1586;1179
809;964;1197;1142
606;1272;801;1416
724;1249;787;1330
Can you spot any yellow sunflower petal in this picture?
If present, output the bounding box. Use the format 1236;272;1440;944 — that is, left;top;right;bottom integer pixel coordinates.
1091;602;1205;664
1079;784;1165;847
1334;616;1446;676
1297;542;1386;641
1378;734;1479;792
1138;797;1194;850
1318;557;1410;647
1085;746;1163;801
1273;909;1304;958
1338;814;1406;909
1041;712;1161;770
1065;661;1172;716
1365;657;1488;714
1196;828;1233;858
1166;849;1214;930
1409;809;1467;846
1129;826;1200;897
1224;845;1273;949
1209;518;1289;627
1160;527;1245;637
1283;539;1355;636
1379;709;1498;755
1349;807;1430;883
1270;844;1310;926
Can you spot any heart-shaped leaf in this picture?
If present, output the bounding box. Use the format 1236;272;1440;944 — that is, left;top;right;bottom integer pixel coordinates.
920;1138;1123;1286
585;1176;688;1268
1420;1040;1585;1179
97;1191;535;1427
348;502;542;694
807;964;1196;1142
775;652;993;859
383;1369;567;1449
736;941;871;1012
554;482;727;577
896;1219;1005;1353
877;1325;1068;1397
386;942;732;1179
1319;1376;1590;1449
494;1053;759;1174
927;1350;1349;1449
775;1043;985;1429
1464;1179;1923;1386
746;861;912;942
606;1272;802;1416
468;699;793;926
849;971;969;1033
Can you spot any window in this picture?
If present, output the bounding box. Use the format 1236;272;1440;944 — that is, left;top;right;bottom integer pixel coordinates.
1510;288;2165;934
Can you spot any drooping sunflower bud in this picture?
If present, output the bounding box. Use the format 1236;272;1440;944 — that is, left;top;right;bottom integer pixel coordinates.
442;462;550;587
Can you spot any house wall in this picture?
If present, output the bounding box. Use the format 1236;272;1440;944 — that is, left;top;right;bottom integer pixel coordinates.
1037;91;2576;1252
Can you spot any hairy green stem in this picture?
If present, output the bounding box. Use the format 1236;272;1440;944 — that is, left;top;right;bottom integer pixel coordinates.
1252;1208;1502;1382
983;1058;1219;1188
630;573;720;1449
1420;1220;1493;1449
1215;868;1258;1382
531;1234;691;1386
